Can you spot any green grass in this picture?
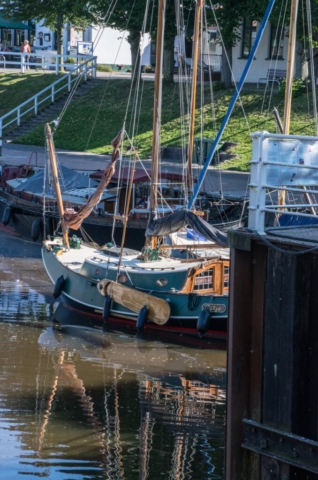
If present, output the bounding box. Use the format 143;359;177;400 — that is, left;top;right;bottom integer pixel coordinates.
0;73;63;116
2;73;317;171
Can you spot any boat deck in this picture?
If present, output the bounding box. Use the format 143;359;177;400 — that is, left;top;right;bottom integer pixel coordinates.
50;241;207;274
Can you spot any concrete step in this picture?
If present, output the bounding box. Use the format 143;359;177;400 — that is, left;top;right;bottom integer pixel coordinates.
4;78;102;141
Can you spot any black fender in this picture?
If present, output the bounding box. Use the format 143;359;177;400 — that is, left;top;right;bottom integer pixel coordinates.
31;219;41;241
102;296;112;321
136;305;148;331
53;275;65;299
197;308;210;337
2;206;11;226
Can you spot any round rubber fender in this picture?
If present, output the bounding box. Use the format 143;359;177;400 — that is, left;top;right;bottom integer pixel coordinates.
197;308;210;337
31;219;41;241
136;305;148;331
53;275;65;299
2;206;11;226
102;296;112;321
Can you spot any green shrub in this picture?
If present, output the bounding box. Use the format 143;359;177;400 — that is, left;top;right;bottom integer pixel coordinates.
143;64;153;73
279;78;309;98
97;64;113;72
65;57;75;64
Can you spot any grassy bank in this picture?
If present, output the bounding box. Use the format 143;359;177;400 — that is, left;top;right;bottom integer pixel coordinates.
2;73;317;171
0;73;62;116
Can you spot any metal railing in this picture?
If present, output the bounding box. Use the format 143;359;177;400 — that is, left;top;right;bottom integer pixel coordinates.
248;131;318;235
0;54;97;155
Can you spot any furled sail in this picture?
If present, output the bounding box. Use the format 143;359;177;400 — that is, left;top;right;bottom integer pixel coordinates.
64;130;124;230
145;209;228;247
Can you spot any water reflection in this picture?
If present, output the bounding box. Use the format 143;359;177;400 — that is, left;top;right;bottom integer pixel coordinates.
0;234;226;479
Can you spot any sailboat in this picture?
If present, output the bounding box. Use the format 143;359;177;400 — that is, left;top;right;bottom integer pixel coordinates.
42;0;231;339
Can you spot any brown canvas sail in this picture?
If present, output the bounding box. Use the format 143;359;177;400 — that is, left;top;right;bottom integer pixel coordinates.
64;130;124;230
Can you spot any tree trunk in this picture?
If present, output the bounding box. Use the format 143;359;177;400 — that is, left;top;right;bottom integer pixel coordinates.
163;43;174;82
221;46;232;88
56;11;64;56
128;29;141;78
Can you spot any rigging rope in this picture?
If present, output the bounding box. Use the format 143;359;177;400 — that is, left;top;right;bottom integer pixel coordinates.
305;0;318;135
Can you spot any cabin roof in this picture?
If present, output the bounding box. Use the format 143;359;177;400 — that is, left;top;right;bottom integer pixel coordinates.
90;168;184;184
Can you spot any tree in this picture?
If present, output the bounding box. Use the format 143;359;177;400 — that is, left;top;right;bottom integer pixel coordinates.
93;0;150;76
93;0;186;81
0;0;98;55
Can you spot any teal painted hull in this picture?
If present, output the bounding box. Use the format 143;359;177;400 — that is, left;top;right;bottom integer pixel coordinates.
42;247;228;338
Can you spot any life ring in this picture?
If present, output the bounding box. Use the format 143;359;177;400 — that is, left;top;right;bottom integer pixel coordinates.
31;219;41;241
2;206;11;226
136;305;148;331
53;275;65;299
197;308;210;337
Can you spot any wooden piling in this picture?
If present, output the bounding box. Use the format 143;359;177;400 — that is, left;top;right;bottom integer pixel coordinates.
226;228;318;480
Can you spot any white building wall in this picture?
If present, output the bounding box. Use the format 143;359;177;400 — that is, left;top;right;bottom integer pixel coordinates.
232;22;287;83
34;22;55;50
90;27;151;66
34;22;151;66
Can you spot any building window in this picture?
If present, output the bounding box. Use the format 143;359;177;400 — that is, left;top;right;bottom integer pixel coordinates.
2;28;12;47
14;29;25;47
241;19;257;58
150;41;156;67
270;25;284;59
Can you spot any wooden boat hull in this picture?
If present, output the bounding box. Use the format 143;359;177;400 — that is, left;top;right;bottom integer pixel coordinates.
0;191;146;249
42;246;228;339
0;189;245;249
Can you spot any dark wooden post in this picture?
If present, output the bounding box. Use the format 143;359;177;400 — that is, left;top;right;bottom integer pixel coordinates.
226;230;318;479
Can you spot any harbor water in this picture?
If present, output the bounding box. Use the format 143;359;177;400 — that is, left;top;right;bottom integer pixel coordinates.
0;230;227;479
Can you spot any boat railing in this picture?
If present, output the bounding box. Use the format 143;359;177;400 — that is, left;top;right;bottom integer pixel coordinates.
248;131;318;235
0;54;97;155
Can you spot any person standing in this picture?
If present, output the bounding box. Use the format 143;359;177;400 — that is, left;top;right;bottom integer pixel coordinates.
20;40;31;70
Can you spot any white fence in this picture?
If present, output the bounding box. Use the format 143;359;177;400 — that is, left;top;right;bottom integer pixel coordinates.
248;131;318;235
0;51;97;75
0;55;97;155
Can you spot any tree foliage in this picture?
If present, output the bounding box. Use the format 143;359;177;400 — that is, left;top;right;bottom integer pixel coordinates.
0;0;99;54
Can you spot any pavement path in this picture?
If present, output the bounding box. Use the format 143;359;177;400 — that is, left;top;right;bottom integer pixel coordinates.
0;142;250;200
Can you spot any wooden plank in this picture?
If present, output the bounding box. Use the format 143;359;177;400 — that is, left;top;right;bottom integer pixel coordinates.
226;247;254;480
248;243;267;479
97;280;170;325
262;250;296;478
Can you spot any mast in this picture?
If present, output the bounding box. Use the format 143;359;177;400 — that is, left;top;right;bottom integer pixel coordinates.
283;0;299;135
150;0;166;215
117;148;138;274
187;0;202;192
45;123;69;248
278;0;299;207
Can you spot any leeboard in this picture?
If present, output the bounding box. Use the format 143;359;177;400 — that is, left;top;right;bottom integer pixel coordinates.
98;280;170;325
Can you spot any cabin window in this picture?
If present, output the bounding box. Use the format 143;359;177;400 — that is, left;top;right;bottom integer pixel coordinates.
269;25;284;59
156;278;168;287
241;20;257;58
118;274;127;283
194;268;214;291
224;265;230;289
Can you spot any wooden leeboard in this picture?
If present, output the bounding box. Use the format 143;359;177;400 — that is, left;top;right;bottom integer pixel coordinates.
97;280;170;325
